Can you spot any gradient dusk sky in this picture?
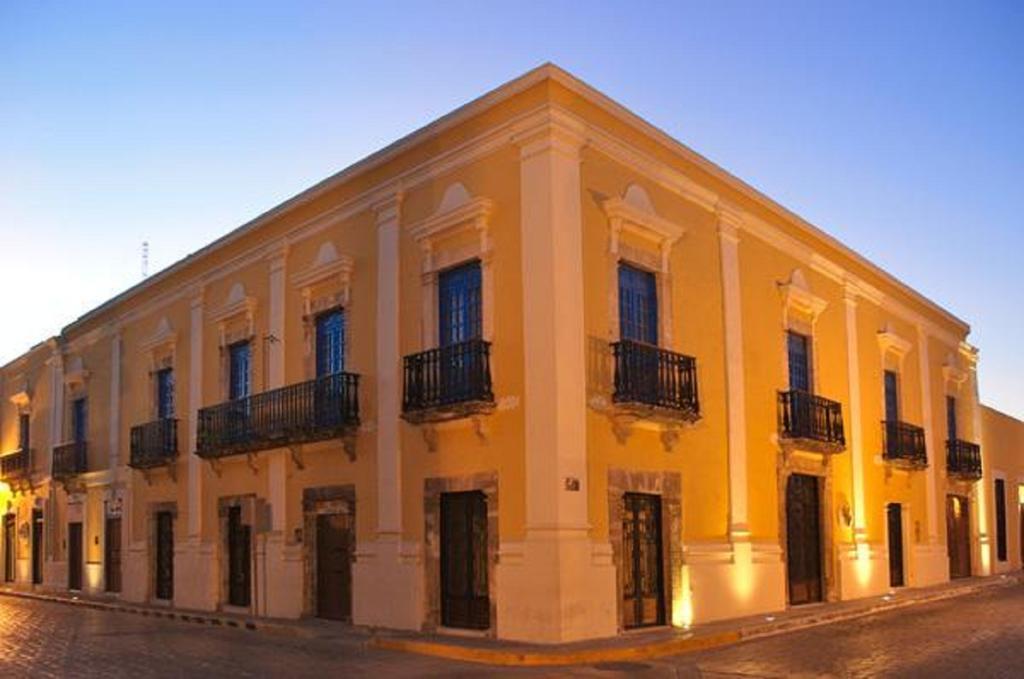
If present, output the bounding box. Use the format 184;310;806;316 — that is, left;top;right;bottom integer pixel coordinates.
1;2;1021;416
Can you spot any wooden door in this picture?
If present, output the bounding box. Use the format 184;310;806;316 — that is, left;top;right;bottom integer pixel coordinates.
946;495;972;579
227;506;251;607
105;517;122;593
623;493;665;628
31;510;43;585
155;511;174;600
786;474;823;605
3;515;14;582
1019;503;1024;567
316;513;353;621
440;491;489;630
887;503;905;587
68;522;83;591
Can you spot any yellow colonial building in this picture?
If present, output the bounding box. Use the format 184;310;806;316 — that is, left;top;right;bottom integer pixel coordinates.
1;64;1021;643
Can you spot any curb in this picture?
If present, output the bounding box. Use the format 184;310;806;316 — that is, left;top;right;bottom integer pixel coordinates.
369;631;742;667
370;575;1019;667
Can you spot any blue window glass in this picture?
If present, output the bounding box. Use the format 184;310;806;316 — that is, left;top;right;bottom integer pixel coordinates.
946;396;958;441
618;263;658;345
229;342;251;401
884;371;900;422
315;309;345;377
438;261;482;346
787;332;812;392
72;398;87;443
156;368;175;419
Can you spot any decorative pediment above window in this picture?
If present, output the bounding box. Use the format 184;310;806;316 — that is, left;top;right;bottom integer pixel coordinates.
407;182;494;274
211;283;257;345
140;317;177;354
292;241;355;316
63;356;89;391
943;352;969;389
8;386;31;412
877;323;912;364
779;268;828;329
604;184;685;273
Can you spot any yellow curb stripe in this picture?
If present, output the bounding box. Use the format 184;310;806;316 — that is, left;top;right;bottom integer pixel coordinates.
369;631;741;667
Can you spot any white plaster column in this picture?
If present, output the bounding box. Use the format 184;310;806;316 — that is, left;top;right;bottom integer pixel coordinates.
717;205;748;541
965;346;990;574
843;287;868;541
492;116;616;644
109;330;122;469
916;325;939;543
264;249;301;617
47;347;65;476
352;191;422;630
187;293;205;538
266;251;288;535
375;194;403;539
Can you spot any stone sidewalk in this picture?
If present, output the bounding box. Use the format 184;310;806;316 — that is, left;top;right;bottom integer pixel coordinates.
2;572;1020;667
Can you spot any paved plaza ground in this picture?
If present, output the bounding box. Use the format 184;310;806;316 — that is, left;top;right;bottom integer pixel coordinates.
2;583;1024;677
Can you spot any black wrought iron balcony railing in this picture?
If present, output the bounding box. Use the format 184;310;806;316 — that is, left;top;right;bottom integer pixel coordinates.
778;390;846;452
882;420;928;469
611;339;699;421
129;418;179;470
196;372;360;459
402;339;494;423
947;439;982;481
0;448;31;480
52;441;88;479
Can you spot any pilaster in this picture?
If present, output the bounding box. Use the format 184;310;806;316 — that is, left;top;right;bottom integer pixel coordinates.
351;190;423;631
843;285;867;541
717;203;748;541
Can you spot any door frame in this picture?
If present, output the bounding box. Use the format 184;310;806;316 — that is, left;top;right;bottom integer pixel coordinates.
301;485;356;618
607;469;681;632
778;454;835;606
424;473;498;635
885;502;909;588
3;513;15;583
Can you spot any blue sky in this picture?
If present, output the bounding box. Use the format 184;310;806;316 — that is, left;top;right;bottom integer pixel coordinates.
1;2;1021;416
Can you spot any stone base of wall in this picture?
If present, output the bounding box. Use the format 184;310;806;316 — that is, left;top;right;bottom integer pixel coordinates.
683;540;786;625
173;538;217;611
352;536;423;630
495;530;617;644
838;541;889;599
911;542;949;587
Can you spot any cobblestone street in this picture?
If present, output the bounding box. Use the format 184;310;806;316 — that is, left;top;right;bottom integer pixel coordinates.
2;584;1024;678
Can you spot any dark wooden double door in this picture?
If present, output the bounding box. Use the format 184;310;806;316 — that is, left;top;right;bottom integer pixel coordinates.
623;493;665;628
441;491;490;630
155;511;174;600
105;517;122;593
947;494;971;579
786;474;823;605
68;522;83;591
887;503;905;588
227;506;251;607
3;514;15;583
316;512;353;621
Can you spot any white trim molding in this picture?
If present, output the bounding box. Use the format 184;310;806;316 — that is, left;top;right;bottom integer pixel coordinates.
406;182;495;347
604;183;685;348
779;268;828;329
877;324;912;367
